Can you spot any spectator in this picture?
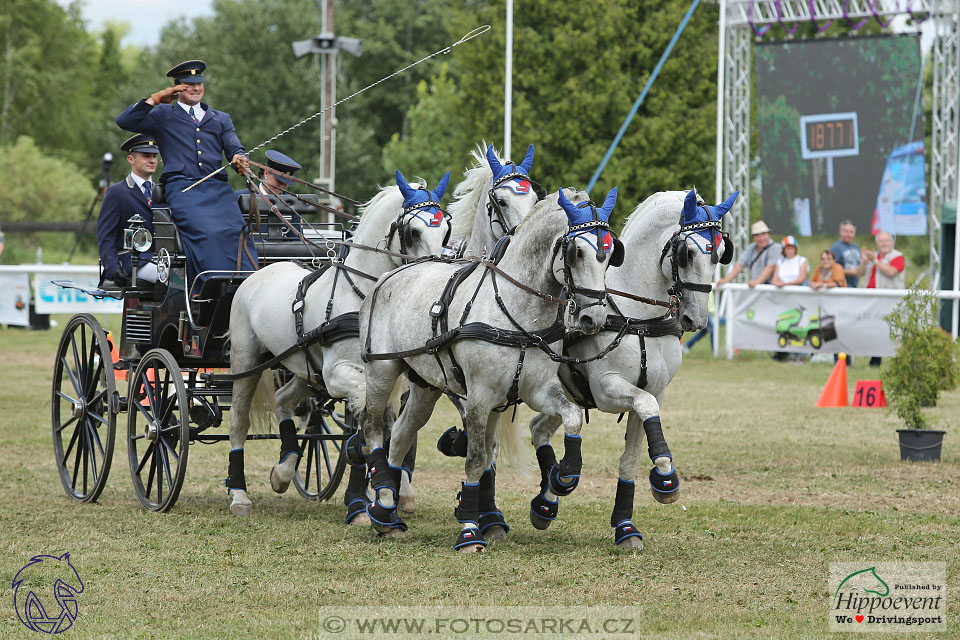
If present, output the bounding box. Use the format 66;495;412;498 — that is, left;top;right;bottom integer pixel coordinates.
830;220;861;287
717;220;782;288
857;231;906;366
771;235;809;287
0;224;5;261
809;249;846;290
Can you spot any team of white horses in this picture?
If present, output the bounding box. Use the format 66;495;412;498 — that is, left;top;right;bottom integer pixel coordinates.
226;142;737;552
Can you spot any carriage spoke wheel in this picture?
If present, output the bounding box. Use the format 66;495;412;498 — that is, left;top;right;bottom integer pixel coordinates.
52;314;117;503
293;401;352;501
127;349;189;512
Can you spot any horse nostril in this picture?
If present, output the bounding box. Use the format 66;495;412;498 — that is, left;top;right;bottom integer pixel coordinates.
579;315;597;333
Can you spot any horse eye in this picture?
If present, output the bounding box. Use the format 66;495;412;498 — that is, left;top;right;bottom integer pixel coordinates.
497;198;507;207
687;249;696;263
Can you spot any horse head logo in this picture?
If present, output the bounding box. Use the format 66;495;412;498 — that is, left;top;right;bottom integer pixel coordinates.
12;553;84;634
835;566;890;598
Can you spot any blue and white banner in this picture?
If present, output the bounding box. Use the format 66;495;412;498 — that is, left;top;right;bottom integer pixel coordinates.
723;284;901;357
33;267;122;314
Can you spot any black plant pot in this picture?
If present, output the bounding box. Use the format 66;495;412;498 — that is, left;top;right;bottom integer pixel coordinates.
896;429;946;462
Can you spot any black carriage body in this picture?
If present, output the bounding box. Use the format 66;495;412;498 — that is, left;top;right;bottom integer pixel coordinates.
52;191;354;511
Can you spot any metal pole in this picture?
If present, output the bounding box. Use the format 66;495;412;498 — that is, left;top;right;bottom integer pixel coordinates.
504;0;513;160
953;103;960;338
712;0;727;358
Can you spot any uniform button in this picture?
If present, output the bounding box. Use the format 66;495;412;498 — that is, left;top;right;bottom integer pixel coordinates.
199;162;203;166
196;139;201;143
196;127;200;132
197;150;202;155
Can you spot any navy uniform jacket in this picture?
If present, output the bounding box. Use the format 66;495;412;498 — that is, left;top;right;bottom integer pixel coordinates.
115;99;257;290
96;174;155;281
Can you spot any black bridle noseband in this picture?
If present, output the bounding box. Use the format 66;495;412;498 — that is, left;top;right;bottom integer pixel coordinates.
485;170;546;239
387;198;452;256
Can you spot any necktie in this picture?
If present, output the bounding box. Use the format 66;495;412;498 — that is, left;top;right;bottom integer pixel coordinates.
143;181;152;206
189;106;199;126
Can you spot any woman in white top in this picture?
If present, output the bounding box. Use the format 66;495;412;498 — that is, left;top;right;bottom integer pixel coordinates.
772;235;809;287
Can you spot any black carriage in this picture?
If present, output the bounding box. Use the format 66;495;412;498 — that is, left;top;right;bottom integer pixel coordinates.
52;187;356;511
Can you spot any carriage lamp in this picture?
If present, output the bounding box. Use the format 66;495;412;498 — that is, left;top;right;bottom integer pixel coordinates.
123;214;153;253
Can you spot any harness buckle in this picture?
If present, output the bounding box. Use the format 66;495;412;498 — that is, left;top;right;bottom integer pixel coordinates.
292;299;305;314
429;301;445;318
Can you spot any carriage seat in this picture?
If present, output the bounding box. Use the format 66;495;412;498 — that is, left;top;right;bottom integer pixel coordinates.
150;207;183;256
237;193;321;239
194;274;245;329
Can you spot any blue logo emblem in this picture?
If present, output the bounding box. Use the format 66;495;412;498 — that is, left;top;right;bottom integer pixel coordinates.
12;553;84;634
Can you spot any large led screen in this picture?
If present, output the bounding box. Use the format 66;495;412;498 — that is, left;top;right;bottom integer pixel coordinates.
755;35;925;236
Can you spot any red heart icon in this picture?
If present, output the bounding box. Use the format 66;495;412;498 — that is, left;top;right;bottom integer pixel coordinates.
855;615;864;623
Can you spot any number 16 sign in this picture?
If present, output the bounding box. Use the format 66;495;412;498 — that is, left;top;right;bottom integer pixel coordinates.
853;380;886;408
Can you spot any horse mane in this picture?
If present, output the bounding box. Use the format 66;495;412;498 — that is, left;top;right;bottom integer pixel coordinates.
620;190;687;238
448;142;495;240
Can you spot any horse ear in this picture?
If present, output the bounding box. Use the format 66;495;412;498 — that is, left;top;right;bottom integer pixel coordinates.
519;144;535;174
599;186;618;221
682;189;698;224
486;145;504;176
395;170;416;201
713;191;740;219
433;171;451;200
557;188;578;219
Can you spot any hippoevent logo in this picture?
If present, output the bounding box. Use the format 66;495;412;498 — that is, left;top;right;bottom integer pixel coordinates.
829;562;945;633
11;553;84;634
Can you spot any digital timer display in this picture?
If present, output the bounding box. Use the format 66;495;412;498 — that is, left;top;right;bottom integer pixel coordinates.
799;112;859;160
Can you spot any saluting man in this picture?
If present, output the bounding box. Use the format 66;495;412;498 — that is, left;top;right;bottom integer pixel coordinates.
115;60;257;294
96;133;160;286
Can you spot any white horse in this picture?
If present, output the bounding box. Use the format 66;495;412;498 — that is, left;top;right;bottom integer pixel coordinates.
357;187;619;551
336;143;546;520
527;188;737;549
224;170;454;517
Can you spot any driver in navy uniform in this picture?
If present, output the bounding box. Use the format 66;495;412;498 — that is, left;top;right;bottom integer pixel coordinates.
237;150;304;235
115;59;257;295
96;133;159;287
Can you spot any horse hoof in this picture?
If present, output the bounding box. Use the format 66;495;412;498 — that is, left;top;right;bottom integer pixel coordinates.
398;496;416;514
530;512;553;531
372;521;394;535
380;528;406;539
484;525;509;541
348;512;371;526
230;502;252;517
651;487;680;504
616;536;644;551
457;543;486;554
270;466;291;494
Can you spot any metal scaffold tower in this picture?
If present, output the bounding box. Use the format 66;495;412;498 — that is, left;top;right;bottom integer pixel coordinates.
717;0;960;287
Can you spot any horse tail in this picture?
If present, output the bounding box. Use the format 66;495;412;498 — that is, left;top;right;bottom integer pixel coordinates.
249;371;278;434
494;408;537;480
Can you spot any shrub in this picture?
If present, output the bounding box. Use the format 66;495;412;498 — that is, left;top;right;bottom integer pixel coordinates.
881;288;960;429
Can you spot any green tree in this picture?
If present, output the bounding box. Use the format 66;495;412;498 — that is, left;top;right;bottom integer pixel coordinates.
386;0;720;228
0;136;95;223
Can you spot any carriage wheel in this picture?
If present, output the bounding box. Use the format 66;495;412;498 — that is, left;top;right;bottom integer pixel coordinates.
52;314;117;503
126;349;189;512
293;401;352;501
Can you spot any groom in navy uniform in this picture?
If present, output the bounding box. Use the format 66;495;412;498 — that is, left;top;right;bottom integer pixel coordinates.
116;59;257;294
96;133;160;286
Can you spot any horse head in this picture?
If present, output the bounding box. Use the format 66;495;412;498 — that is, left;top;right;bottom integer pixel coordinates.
556;187;620;335
484;143;544;237
12;553;84;634
391;169;453;259
659;188;737;331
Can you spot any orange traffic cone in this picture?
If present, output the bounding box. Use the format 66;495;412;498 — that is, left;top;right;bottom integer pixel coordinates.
816;352;849;407
106;331;126;382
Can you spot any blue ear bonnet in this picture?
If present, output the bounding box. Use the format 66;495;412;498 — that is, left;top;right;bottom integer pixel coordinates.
395;170;450;226
558;187;618;254
487;144;536;195
680;189;738;254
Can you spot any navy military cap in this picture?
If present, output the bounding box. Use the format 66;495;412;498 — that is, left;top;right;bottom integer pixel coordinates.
167;59;206;84
121;133;160;155
265;150;302;185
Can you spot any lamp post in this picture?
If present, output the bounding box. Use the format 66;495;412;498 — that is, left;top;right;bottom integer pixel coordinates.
291;1;362;221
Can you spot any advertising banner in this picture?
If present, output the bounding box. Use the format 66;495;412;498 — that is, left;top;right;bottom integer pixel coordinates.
0;272;31;327
727;286;900;356
31;266;123;314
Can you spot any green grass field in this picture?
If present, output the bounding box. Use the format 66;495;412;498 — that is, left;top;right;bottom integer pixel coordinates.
1;316;958;639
